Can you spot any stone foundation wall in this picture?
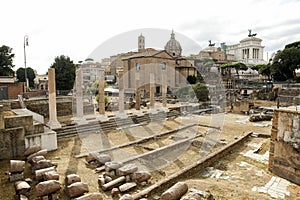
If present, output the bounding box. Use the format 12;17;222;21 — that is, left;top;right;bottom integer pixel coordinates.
269;109;300;185
0;127;25;159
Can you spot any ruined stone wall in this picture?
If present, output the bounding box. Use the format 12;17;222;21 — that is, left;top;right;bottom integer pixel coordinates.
0;127;25;159
269;109;300;185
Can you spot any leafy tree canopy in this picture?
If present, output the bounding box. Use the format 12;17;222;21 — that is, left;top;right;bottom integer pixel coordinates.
271;46;300;81
16;67;36;88
285;41;300;49
50;55;76;91
0;45;15;76
221;62;247;70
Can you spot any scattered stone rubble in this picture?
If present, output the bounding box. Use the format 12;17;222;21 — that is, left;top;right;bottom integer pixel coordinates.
92;153;152;199
8;145;103;200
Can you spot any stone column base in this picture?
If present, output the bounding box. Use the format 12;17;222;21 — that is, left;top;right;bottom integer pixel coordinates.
97;114;109;122
74;117;88;125
47;120;61;129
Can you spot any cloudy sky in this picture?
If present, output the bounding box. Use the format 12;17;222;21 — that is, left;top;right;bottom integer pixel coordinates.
1;0;300;74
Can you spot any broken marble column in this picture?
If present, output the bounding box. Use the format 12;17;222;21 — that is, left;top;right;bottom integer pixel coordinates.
47;68;61;129
9;160;25;182
27;149;47;162
74;192;103;200
75;68;87;125
119;182;137;193
35;166;56;181
66;182;89;198
35;180;61;197
160;182;188;200
131;170;151;183
15;181;31;196
101;176;126;191
65;174;81;186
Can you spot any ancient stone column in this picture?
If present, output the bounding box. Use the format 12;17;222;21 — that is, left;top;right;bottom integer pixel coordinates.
118;71;125;115
74;68;87;125
98;70;105;115
0;104;3;129
149;73;155;110
47;68;61;129
162;69;167;108
135;72;141;111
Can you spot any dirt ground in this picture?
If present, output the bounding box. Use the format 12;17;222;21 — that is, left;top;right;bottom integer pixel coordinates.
1;108;300;199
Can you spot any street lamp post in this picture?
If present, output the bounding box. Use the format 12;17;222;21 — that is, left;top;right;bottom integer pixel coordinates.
24;35;29;92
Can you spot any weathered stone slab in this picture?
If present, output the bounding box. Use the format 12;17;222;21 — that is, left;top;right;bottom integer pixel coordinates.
119;182;137;193
35;180;61;197
95;154;111;165
10;160;25;173
105;161;123;172
24;145;41;157
131;171;151;182
66;182;89;198
117;164;138;176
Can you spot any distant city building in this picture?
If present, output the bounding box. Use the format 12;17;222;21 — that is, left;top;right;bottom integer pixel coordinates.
122;31;196;96
164;30;182;57
34;74;48;90
226;34;266;66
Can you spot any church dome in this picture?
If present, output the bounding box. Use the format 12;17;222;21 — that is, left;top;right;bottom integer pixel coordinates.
165;30;182;57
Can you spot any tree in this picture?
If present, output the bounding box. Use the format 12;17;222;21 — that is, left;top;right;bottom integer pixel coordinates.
221;62;248;79
0;45;15;76
192;83;209;101
50;55;76;91
251;64;271;81
16;67;36;88
187;75;197;84
270;45;300;81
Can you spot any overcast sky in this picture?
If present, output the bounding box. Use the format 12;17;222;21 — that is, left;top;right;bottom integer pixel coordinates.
1;0;300;74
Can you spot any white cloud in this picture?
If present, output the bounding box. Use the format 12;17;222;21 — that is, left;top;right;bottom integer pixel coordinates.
1;0;300;74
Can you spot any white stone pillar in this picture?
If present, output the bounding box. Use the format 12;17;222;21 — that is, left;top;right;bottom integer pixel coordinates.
74;68;87;125
47;68;61;129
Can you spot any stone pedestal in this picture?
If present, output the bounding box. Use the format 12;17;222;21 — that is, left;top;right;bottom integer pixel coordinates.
75;68;87;125
46;69;61;129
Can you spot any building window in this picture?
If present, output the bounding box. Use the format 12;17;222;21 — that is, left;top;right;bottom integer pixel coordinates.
136;63;140;71
162;62;166;70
